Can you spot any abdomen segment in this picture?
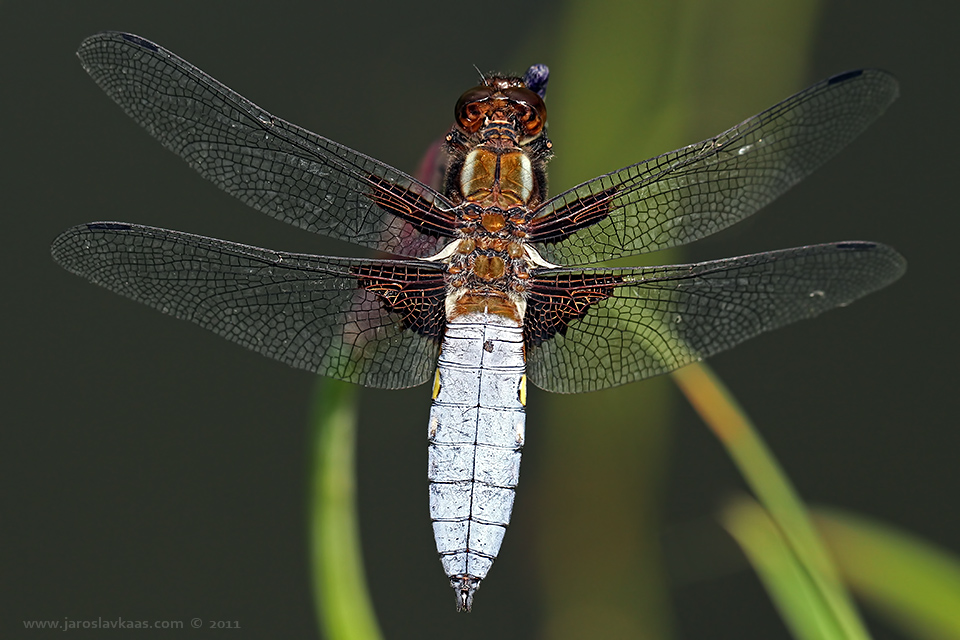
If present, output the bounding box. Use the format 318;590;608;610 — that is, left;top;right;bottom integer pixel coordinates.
427;312;526;611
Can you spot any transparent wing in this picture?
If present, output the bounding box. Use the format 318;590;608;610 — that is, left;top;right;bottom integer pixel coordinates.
528;70;899;264
525;242;905;393
51;222;447;389
77;32;457;258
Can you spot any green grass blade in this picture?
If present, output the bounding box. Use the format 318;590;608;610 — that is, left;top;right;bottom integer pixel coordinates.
724;496;848;640
308;380;383;640
674;362;870;640
815;508;960;640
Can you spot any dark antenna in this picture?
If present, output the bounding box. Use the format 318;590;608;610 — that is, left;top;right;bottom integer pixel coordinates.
473;64;487;84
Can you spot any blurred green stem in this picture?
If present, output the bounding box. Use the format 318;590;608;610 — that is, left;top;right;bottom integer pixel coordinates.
309;380;382;640
674;362;869;639
538;1;822;638
724;497;848;640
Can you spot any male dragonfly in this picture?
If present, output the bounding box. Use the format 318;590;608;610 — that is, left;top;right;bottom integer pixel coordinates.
52;32;905;611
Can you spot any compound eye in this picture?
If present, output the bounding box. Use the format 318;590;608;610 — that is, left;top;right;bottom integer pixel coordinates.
455;86;494;133
504;87;546;137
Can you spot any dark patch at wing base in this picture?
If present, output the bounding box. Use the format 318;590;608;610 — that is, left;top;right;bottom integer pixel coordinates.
353;263;447;340
526;187;618;244
365;175;459;240
524;273;623;346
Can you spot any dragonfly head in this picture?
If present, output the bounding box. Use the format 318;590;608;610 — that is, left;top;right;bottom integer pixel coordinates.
454;74;547;145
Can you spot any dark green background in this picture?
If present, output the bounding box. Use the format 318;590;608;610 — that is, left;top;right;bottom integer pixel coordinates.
3;1;957;638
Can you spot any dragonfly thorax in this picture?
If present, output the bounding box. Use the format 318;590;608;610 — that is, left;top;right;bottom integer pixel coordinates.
460;147;534;208
443;236;531;324
439;72;553;325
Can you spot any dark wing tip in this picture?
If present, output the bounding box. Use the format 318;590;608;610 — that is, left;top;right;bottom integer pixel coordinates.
828;69;864;84
834;238;905;259
77;31;161;65
50;222;134;264
834;240;875;250
832;240;907;284
85;221;135;231
118;32;159;51
829;68;900;103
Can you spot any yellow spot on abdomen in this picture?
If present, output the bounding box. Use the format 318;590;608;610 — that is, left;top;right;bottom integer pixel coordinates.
432;368;441;399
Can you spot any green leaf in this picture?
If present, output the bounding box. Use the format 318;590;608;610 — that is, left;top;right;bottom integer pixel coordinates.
724;497;849;640
815;508;960;640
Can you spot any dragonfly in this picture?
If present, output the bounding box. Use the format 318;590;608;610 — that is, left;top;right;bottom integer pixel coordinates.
52;32;905;611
